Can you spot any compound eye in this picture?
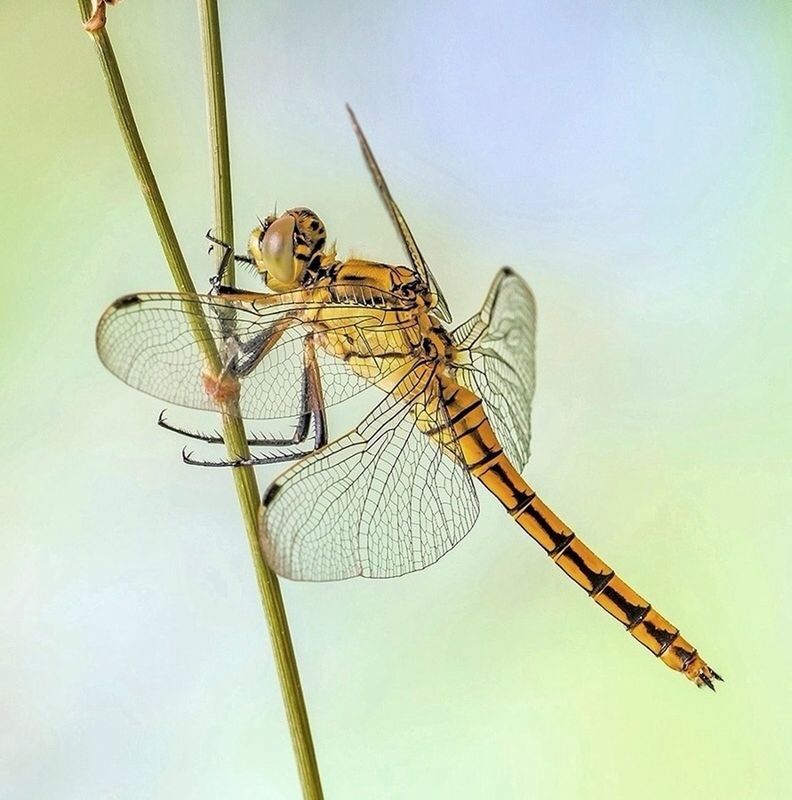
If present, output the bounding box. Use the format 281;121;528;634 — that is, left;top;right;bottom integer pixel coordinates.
260;214;297;283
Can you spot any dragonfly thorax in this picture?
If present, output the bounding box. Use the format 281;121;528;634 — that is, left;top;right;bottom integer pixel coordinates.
248;207;327;291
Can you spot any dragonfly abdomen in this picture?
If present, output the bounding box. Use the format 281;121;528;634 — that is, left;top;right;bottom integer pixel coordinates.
437;375;721;689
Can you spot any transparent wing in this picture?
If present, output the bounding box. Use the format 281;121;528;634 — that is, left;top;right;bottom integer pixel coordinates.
260;368;480;580
451;267;537;471
96;290;421;421
346;105;452;323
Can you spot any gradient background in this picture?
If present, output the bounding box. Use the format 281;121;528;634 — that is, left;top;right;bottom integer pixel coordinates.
2;2;790;798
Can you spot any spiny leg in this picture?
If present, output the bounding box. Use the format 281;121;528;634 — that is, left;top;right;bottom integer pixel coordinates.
158;322;314;448
162;316;302;456
182;336;328;468
205;229;256;294
304;335;328;449
158;411;224;444
158;410;313;448
182;446;313;468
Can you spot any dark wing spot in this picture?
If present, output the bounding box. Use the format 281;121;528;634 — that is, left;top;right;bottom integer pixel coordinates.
262;482;282;507
112;293;142;309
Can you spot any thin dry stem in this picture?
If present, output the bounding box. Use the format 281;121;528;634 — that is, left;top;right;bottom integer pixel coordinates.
77;1;322;795
197;1;324;796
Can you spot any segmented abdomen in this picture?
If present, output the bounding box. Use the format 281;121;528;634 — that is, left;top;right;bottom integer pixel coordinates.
434;374;721;688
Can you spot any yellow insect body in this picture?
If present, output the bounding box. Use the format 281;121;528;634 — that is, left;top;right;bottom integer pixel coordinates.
96;110;721;691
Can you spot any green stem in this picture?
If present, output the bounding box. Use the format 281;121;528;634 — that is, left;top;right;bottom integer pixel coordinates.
77;3;195;298
77;3;322;796
196;0;234;283
196;2;324;797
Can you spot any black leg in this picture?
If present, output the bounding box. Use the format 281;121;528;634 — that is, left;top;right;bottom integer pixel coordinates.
182;446;311;468
176;336;329;467
206;230;256;294
158;411;303;447
158;411;224;444
157;361;312;448
304;335;328;450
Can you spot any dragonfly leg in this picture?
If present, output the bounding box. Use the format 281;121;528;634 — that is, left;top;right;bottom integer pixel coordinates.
182;446;311;468
304;334;328;449
206;229;256;293
158;410;224;444
157;410;299;447
180;335;328;467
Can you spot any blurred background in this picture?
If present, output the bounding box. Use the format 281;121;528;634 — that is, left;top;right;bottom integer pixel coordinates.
2;1;790;797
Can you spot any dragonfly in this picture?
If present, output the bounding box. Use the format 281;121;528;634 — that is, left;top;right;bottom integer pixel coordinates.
96;106;721;690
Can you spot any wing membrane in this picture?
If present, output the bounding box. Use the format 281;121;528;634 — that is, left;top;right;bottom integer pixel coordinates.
451;268;537;470
96;290;420;420
261;368;480;580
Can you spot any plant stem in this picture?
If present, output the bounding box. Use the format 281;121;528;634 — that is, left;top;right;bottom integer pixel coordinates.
196;2;324;797
196;0;234;284
77;3;322;796
77;2;195;298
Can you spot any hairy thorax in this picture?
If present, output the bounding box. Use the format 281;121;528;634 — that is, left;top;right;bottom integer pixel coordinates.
302;257;457;389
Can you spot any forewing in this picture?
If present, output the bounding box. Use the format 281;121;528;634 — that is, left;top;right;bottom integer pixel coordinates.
346;105;452;323
451;268;537;471
260;369;480;580
96;291;418;420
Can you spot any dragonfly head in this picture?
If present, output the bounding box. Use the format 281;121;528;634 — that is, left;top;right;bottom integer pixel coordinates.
248;208;327;291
